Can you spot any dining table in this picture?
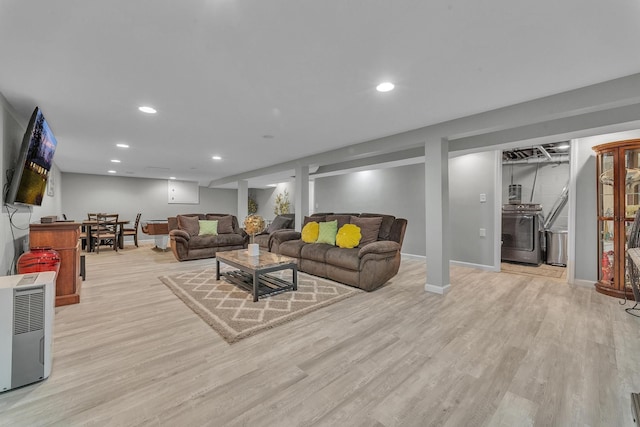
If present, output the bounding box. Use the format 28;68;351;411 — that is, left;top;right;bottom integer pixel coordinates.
81;218;130;252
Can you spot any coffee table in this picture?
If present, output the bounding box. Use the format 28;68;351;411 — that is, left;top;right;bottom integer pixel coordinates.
215;249;297;302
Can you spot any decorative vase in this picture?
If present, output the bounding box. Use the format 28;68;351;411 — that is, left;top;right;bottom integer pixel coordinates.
248;243;260;256
17;247;61;276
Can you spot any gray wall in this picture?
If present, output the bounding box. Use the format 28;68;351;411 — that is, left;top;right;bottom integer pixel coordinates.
62;173;238;239
1;95;63;274
313;153;498;264
251;182;295;222
503;162;570;228
314;164;426;256
449;151;498;267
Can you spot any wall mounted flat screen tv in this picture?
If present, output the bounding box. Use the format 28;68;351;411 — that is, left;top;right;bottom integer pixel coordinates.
5;107;57;206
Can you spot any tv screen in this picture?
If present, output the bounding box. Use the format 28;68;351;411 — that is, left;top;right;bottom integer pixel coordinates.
5;107;57;206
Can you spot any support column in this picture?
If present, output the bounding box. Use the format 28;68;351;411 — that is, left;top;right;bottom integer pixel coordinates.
294;163;309;231
425;137;451;294
237;180;248;221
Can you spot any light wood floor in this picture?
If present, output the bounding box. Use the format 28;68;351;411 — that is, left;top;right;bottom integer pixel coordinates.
1;243;640;426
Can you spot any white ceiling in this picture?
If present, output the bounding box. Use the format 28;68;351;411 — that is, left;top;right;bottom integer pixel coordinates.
1;1;640;187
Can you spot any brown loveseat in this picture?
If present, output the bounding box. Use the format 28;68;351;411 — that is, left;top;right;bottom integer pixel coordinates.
272;213;407;291
168;213;247;261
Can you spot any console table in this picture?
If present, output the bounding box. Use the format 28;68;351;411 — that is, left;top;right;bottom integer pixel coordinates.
29;222;82;306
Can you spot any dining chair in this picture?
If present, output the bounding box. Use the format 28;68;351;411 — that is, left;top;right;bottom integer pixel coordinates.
121;213;141;247
91;213;119;253
80;213;99;251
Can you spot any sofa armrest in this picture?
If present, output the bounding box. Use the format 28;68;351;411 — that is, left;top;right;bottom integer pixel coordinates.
170;229;191;242
358;240;400;258
271;229;302;244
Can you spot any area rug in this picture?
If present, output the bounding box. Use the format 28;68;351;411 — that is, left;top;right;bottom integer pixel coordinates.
501;262;565;279
159;268;362;344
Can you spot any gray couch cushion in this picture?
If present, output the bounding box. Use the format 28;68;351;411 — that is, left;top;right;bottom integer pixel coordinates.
279;239;307;258
206;215;234;234
189;235;218;249
325;247;360;271
304;215;324;226
216;233;245;246
360;213;396;240
177;215;200;237
188;233;245;250
350;216;383;246
326;214;351;230
267;215;292;233
300;243;333;262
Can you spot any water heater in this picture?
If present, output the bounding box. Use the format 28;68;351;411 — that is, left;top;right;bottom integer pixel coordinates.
0;271;56;392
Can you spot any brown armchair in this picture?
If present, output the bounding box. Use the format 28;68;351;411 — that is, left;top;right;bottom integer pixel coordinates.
252;214;295;251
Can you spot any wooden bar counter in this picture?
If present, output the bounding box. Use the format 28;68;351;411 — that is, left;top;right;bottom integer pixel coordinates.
29;222;82;306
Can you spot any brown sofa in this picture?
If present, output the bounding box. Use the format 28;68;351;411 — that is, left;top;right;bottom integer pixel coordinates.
272;213;407;291
168;213;247;261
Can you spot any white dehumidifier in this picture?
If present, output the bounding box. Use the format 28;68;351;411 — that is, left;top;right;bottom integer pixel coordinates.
0;271;56;392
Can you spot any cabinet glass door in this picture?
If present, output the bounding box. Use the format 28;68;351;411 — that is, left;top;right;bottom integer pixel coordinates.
624;148;640;289
598;151;615;283
625;148;640;220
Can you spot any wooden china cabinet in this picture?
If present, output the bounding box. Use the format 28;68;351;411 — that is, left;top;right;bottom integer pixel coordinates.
593;139;640;299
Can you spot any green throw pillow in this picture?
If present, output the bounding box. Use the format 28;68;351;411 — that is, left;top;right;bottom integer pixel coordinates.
316;220;338;245
198;220;218;236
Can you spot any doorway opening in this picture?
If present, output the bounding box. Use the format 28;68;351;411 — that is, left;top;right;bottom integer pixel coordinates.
500;142;570;280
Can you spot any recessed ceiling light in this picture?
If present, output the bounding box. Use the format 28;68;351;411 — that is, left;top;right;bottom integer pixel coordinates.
169;176;176;180
111;159;121;163
556;143;570;150
266;184;278;187
138;106;157;114
108;170;117;174
116;143;129;148
212;156;222;160
376;82;395;92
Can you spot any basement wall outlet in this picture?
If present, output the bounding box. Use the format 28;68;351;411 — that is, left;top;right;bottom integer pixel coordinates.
479;228;486;237
480;193;487;203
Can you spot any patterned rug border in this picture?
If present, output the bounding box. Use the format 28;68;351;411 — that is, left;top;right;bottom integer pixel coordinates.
159;269;362;344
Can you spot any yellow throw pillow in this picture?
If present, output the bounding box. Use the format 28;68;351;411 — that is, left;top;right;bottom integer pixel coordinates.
301;221;320;243
336;224;362;248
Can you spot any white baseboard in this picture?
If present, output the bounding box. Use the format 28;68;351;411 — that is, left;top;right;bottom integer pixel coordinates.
401;253;425;261
425;283;451;295
571;278;595;288
450;260;498;272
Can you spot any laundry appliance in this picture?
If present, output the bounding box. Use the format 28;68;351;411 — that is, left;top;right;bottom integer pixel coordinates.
501;203;544;265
